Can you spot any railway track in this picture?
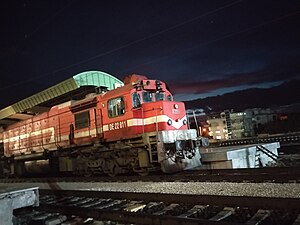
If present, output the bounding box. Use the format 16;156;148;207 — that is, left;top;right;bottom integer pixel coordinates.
2;166;300;183
209;133;300;147
14;189;300;225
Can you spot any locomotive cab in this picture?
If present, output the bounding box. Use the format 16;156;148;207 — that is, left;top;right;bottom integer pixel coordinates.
125;76;202;173
97;75;202;173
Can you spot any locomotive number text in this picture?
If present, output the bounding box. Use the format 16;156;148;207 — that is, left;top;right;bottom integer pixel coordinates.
109;121;127;130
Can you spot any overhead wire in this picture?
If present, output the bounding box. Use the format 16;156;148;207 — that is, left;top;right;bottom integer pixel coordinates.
118;9;300;74
0;0;243;90
24;0;77;39
2;1;300;91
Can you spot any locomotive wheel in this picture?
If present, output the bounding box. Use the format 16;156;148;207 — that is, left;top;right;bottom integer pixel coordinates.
138;171;149;176
107;161;119;177
134;168;149;176
83;170;93;177
108;164;118;177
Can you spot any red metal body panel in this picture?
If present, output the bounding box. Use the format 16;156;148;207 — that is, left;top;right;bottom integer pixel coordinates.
1;76;187;157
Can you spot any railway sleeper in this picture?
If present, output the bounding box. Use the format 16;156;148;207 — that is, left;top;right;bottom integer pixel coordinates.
17;192;298;225
13;203;300;225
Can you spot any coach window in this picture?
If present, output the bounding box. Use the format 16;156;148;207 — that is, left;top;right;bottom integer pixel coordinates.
132;92;141;108
108;97;125;118
75;111;90;129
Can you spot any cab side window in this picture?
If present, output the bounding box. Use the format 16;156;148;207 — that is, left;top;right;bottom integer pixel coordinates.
75;111;90;129
108;97;125;118
132;92;141;108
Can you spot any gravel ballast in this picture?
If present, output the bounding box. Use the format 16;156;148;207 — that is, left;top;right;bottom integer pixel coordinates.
0;181;299;198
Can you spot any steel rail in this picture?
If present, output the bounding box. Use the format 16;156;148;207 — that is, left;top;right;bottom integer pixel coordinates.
38;204;235;225
39;189;300;210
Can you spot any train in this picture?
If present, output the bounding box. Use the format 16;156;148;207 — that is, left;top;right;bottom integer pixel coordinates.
0;74;206;177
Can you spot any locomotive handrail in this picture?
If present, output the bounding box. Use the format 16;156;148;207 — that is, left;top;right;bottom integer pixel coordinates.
41;126;44;149
142;107;145;134
155;107;158;136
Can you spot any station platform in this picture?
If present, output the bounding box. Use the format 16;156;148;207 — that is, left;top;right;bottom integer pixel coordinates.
0;187;39;225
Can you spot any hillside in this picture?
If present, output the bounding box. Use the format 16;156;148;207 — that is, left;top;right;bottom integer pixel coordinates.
184;80;300;113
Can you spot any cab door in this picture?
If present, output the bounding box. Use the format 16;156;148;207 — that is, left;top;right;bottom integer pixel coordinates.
95;107;104;139
131;92;144;134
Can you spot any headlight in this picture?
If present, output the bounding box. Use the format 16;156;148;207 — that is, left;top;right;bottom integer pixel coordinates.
183;119;187;125
167;119;172;125
174;104;179;109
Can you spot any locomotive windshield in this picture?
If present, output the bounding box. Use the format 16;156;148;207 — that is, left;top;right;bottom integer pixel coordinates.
155;92;164;101
142;92;153;103
143;91;166;102
132;91;171;108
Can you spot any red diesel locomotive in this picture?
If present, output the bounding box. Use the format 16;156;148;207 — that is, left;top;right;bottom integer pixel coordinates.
0;74;203;176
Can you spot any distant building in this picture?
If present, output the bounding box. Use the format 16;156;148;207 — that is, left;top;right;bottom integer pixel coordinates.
207;117;228;140
244;108;277;130
189;107;276;140
222;110;254;139
208;110;254;140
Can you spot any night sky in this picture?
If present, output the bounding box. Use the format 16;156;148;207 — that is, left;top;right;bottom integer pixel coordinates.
0;0;300;109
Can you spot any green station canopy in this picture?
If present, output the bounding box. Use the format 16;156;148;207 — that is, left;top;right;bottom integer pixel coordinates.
0;71;123;127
